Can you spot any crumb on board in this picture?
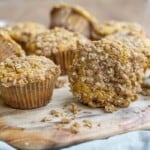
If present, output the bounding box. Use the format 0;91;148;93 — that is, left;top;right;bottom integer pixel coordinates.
105;104;117;113
50;109;61;117
83;119;92;128
60;118;71;124
70;122;80;134
70;103;78;115
55;79;66;88
40;117;52;122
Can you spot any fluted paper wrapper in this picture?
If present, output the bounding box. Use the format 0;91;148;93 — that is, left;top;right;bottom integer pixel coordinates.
0;77;57;109
51;50;76;75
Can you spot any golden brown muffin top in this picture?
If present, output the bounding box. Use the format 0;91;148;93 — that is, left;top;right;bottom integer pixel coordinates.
26;27;88;56
3;22;48;44
97;21;145;38
0;30;25;61
0;55;60;87
69;39;146;112
106;33;150;68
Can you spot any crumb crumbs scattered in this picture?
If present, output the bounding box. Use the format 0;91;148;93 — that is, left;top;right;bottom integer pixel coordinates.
40;117;52;122
70;122;80;134
60;118;71;124
105;104;117;113
50;109;61;117
55;79;66;88
70;103;78;115
83;119;92;128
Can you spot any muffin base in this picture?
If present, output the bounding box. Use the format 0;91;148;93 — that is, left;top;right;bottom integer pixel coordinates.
51;50;76;75
0;78;56;109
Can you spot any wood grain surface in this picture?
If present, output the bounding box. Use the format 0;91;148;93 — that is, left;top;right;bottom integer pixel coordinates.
0;79;150;150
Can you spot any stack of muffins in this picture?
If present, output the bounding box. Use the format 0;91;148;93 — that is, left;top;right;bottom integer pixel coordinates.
0;3;150;112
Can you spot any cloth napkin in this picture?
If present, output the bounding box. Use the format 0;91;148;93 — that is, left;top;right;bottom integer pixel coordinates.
0;131;150;150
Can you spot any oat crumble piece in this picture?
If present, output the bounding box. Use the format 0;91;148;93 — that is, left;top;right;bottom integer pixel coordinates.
83;119;93;128
60;118;71;124
70;103;78;115
70;122;80;134
50;109;61;117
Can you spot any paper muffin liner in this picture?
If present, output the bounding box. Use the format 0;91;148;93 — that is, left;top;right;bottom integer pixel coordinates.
0;77;57;109
51;50;76;75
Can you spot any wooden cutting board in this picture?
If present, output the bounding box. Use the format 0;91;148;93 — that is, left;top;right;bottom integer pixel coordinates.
0;79;150;150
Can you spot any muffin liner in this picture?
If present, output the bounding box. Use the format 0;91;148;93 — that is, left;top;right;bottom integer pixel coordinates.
0;77;57;109
51;50;76;75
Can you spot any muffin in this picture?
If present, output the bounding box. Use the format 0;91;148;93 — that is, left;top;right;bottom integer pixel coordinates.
3;22;48;49
0;30;25;62
50;3;101;40
0;55;60;109
26;27;88;74
95;21;145;39
69;39;146;112
106;33;150;68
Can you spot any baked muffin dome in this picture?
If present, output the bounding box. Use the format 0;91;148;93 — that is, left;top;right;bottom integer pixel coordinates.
3;22;48;48
69;39;146;112
0;55;60;109
0;30;25;62
0;55;60;87
106;33;150;68
26;27;88;74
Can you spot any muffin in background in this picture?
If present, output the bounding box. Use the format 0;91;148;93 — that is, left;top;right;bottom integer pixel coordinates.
26;27;88;75
0;30;25;62
50;3;101;40
69;39;146;112
0;55;60;109
3;22;48;49
95;20;146;39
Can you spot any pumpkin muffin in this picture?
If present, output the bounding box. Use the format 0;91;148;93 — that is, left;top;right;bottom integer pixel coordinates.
26;27;88;74
96;21;145;39
0;30;25;62
50;3;101;40
0;55;60;109
69;39;146;112
3;22;48;49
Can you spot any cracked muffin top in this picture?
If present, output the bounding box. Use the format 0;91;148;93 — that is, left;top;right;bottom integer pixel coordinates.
0;55;60;87
69;39;146;112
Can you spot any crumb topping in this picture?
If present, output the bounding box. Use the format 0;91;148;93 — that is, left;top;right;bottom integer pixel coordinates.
26;27;88;56
69;39;145;112
0;55;60;87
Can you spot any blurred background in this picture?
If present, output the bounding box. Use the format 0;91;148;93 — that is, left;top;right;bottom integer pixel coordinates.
0;0;149;33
